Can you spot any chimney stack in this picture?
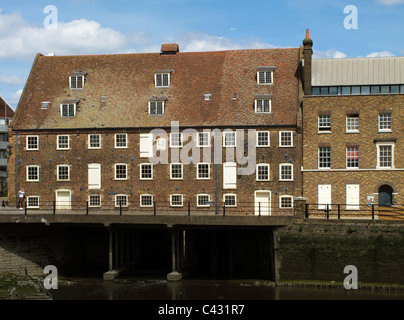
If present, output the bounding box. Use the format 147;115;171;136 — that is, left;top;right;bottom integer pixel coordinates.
303;29;313;95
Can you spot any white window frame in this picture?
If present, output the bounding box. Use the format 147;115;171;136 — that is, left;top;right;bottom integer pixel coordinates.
257;70;273;85
378;113;392;132
57;165;70;181
26;135;39;150
318;147;331;169
256;164;270;181
223;131;236;147
148;101;165;115
140;194;153;207
41;102;50;109
88;194;101;207
170;163;183;180
197;132;210;147
114;163;128;180
279;196;293;209
197;194;211;207
376;143;394;169
223;194;237;207
60;103;76;117
154;73;170;88
346;146;359;169
115;194;128;207
88;134;101;149
170;194;183;207
256;131;270;147
114;133;128;148
57;135;70;150
69;75;85;89
279;164;293;181
346;114;360;133
170;132;183;148
318;115;331;132
197;163;210;180
27;196;40;209
26;165;39;182
279;131;293;147
254;99;271;113
140;163;153;180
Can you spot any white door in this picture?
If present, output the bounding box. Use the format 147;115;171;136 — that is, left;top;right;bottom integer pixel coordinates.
56;190;71;210
223;162;237;189
140;133;153;157
88;163;101;189
346;184;360;210
255;191;271;216
318;184;331;210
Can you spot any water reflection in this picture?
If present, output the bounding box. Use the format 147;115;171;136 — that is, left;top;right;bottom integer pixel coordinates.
50;278;404;300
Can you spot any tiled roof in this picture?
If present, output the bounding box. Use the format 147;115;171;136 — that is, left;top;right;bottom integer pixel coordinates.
12;47;301;130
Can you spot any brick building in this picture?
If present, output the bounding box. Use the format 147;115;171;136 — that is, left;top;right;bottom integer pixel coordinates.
302;39;404;210
8;42;306;214
0;95;14;195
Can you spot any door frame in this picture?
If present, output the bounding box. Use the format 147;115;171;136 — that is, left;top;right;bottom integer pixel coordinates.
254;190;271;216
55;189;72;210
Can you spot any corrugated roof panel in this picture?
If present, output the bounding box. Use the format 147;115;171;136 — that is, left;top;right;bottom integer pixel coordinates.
312;56;404;85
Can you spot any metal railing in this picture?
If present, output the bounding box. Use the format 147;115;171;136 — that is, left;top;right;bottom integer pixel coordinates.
305;203;404;221
18;201;294;217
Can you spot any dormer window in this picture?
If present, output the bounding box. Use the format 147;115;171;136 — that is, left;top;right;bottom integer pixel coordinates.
155;71;171;88
257;67;275;85
60;99;79;118
149;97;167;115
69;72;87;89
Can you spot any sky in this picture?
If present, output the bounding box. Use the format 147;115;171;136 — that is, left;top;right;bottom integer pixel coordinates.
0;0;403;110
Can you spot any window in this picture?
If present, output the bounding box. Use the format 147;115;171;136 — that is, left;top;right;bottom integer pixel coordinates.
170;163;183;179
279;196;293;209
346;147;359;168
27;196;39;208
88;134;101;149
197;163;210;179
197;132;210;147
346;114;359;132
377;143;394;168
279;164;293;181
115;195;128;207
26;135;39;150
88;163;101;189
223;162;237;189
256;164;270;181
318;147;331;169
140;194;153;207
170;194;183;207
70;75;84;89
318;115;331;132
257;70;273;84
57;165;70;181
115;133;127;148
223;194;237;207
140;133;153;157
256;131;270;147
255;99;271;113
26;165;39;181
89;195;101;207
57;135;70;150
115;164;127;180
223;131;236;147
149;101;165;115
279;131;293;147
197;194;211;207
170;132;182;147
155;73;170;87
140;163;153;179
41;102;50;109
379;113;392;132
61;103;76;117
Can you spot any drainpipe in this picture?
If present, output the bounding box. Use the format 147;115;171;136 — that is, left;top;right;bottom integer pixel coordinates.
15;131;18;208
215;129;219;214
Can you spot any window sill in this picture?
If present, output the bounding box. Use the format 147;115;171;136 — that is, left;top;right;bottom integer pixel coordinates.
378;130;392;133
317;131;331;134
345;131;360;134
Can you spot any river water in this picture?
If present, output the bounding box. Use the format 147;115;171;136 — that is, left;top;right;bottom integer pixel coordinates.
50;277;404;301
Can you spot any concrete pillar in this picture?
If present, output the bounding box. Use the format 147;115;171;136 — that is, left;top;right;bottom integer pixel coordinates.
272;229;281;283
167;228;182;281
108;228;113;271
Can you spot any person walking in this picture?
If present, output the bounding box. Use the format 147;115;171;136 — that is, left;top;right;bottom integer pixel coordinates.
18;187;26;209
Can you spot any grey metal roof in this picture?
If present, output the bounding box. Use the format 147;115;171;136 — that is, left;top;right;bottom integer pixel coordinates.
312;56;404;86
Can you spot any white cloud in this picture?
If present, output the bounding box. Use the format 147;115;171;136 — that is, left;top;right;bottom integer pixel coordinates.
366;51;395;57
313;49;347;59
376;0;404;5
0;12;127;59
7;89;23;107
0;74;26;86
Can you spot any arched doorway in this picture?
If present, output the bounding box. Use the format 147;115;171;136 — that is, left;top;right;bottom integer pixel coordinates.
378;185;393;206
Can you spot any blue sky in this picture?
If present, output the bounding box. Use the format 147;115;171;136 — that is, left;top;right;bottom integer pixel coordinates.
0;0;403;109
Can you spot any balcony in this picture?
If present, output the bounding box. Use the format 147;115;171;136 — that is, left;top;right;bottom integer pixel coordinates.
0;141;8;150
0;159;7;167
0;125;8;133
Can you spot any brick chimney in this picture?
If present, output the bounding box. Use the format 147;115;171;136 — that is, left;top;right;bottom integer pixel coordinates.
302;29;313;95
161;43;179;55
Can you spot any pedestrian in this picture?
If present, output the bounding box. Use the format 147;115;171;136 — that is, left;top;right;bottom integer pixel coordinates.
18;187;26;209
